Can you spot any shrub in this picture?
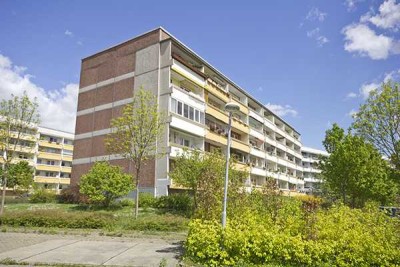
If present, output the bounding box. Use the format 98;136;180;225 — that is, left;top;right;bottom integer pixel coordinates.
185;205;400;266
139;193;157;209
119;198;135;207
58;184;88;204
3;196;29;204
118;213;188;232
30;189;57;203
0;210;113;229
156;193;194;217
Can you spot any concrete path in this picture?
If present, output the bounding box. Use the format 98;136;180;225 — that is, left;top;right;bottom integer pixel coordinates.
0;232;183;266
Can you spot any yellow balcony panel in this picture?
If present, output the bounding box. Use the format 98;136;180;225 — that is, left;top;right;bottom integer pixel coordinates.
62;155;73;161
205;83;230;103
233;162;250;172
38;152;62;161
205;130;226;146
39;140;62;149
206;105;229;124
12;145;35;154
34;176;70;185
10;132;37;142
232;99;249;115
63;144;74;151
36;164;61;172
61;166;72;173
232;118;249;134
232;139;250;153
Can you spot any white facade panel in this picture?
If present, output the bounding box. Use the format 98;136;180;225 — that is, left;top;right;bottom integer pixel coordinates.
251;167;267;176
171;87;205;111
249;128;264;141
170;115;205;137
250;147;266;158
249;110;264;123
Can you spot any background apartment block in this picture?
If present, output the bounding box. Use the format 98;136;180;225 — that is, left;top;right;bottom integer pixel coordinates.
1;125;74;191
301;147;328;193
72;27;322;196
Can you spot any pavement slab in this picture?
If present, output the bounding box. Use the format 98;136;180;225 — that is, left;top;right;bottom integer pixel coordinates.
0;232;182;266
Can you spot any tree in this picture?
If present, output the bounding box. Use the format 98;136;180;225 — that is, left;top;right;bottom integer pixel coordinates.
7;161;34;191
321;125;397;207
170;149;247;220
79;161;133;207
105;89;166;218
322;123;345;154
352;82;400;170
0;92;40;215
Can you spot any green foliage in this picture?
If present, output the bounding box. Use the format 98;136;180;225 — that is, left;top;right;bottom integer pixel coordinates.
186;201;400;267
352;81;400;170
0;210;112;229
119;198;135;207
6;161;34;190
105;89;167;218
156;193;194;217
79;161;133;207
58;184;88;204
322;123;345;154
117;213;188;232
30;189;57;203
139;193;157;209
170;149;247;220
321;124;398;207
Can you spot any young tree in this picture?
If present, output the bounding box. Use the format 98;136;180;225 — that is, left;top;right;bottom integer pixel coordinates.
105;89;166;218
79;161;133;207
321;125;397;207
352;82;400;170
0;92;40;215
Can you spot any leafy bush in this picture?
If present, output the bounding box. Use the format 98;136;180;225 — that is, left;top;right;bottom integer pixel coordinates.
29;189;57;203
119;198;135;207
118;213;188;232
0;210;113;229
3;196;29;204
139;193;157;209
185;204;400;267
156;193;193;216
58;184;88;204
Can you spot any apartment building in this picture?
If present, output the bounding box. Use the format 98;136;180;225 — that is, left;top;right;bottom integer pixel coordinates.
301;146;329;193
0;125;74;191
72;27;310;196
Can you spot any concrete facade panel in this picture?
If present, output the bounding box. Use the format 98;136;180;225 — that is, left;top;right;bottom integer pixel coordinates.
73;138;93;159
77;90;96;111
114;78;134;101
95;84;114;106
93;109;112;131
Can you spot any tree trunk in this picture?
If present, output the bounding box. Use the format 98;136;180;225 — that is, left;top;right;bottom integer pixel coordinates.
0;161;6;216
134;167;140;219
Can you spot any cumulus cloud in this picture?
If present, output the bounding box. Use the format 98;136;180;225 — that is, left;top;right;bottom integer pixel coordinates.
307;28;329;46
359;82;380;99
265;103;298;117
342;23;398;59
0;54;78;133
357;70;400;99
306;7;327;22
347;109;358;117
363;0;400;30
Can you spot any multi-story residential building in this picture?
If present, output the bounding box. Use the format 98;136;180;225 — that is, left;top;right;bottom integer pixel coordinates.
72;27;308;196
301;146;329;194
35;127;74;191
0;125;74;191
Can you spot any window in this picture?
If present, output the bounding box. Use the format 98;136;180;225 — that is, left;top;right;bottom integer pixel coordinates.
177;101;182;115
183;104;189;118
63;150;73;155
171;98;177;113
189;107;194;120
195;110;199;122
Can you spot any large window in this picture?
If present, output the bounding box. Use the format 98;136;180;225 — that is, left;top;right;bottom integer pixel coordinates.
171;98;204;124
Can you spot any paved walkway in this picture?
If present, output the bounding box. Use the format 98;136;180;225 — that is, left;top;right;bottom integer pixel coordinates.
0;232;183;266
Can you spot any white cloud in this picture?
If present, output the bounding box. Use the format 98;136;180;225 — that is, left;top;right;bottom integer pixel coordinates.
342;23;399;59
345;0;364;11
360;82;380;99
307;27;329;46
0;54;78;133
365;0;400;30
64;30;73;37
76;41;83;46
265;103;298;117
346;92;358;99
306;7;327;22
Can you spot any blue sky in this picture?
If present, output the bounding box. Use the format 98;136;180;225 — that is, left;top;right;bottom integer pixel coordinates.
0;0;399;150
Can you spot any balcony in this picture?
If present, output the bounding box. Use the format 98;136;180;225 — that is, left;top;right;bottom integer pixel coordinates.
232;139;250;153
205;80;229;103
61;166;72;173
36;164;60;172
232;98;248;115
205;130;226;146
233;162;250;172
34;176;70;185
63;144;74;151
39;140;62;149
232;117;249;134
249;110;263;123
206;105;228;124
170;114;205;137
249;128;264;140
171;59;206;88
38;151;62;161
10;132;37;142
251;166;267;176
62;155;73;161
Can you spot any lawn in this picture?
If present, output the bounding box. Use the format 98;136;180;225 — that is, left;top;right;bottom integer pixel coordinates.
0;202;189;237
